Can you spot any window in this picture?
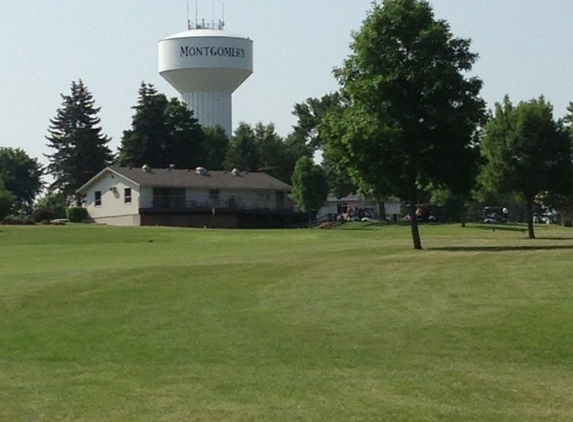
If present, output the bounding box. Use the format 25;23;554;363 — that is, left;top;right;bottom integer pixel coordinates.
152;187;185;209
95;191;102;206
209;189;220;200
209;189;220;206
124;188;132;204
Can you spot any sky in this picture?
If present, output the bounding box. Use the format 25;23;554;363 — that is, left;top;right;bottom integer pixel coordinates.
1;0;573;167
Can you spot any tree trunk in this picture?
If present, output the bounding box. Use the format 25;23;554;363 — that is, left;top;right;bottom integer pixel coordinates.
460;201;467;228
526;197;535;239
378;201;386;222
408;187;423;250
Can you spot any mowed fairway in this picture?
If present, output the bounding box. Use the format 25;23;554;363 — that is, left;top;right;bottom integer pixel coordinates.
1;223;573;421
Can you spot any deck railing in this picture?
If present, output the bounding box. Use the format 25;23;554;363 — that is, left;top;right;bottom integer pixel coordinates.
140;195;294;213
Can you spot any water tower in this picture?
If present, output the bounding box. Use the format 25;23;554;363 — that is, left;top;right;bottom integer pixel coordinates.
158;21;253;136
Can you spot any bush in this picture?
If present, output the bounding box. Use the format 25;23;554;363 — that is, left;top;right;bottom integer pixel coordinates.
3;215;35;225
563;220;572;228
67;207;88;223
32;207;54;223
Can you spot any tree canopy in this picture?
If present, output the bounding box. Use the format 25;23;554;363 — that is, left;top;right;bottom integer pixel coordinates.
45;80;113;204
0;179;15;221
479;96;572;238
223;122;310;184
322;0;485;249
0;147;43;211
202;126;230;170
291;156;329;227
224;122;262;173
291;92;347;151
118;83;206;169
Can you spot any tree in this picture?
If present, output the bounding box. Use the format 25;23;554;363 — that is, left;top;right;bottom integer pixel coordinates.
479;96;572;238
321;156;357;199
202;126;229;170
45;80;113;204
291;92;347;150
223;122;314;184
35;192;68;219
118;83;206;169
430;131;483;227
291;93;358;198
224;122;262;172
254;123;298;183
0;179;15;221
0;147;43;211
291;156;329;227
281;134;314;183
322;0;485;249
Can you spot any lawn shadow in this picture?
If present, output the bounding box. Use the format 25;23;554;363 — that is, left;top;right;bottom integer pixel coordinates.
431;244;573;252
470;223;528;233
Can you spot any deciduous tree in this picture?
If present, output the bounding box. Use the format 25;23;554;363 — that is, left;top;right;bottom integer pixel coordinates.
224;122;308;183
0;147;43;210
291;156;329;227
291;92;347;150
479;96;572;238
322;0;485;249
0;179;15;221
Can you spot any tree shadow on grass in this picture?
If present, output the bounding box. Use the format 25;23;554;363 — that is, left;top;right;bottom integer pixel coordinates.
431;244;573;252
471;223;528;232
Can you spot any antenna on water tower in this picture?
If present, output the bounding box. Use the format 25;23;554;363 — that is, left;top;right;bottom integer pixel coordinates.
195;1;199;28
221;2;225;29
158;4;253;136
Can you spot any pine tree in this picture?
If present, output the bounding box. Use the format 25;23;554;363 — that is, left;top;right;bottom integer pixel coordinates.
118;83;205;169
45;80;113;205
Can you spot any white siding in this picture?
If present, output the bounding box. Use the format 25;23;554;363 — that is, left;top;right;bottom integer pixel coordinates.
84;173;140;225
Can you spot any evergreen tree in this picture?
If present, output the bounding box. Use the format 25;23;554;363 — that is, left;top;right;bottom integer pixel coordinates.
118;83;205;169
45;80;113;204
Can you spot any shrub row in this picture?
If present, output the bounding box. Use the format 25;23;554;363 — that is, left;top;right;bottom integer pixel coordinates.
1;207;89;225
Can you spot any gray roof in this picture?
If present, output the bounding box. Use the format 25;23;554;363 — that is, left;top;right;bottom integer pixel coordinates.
79;165;292;192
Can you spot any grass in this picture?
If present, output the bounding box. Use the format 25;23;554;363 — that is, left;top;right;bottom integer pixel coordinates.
1;223;573;421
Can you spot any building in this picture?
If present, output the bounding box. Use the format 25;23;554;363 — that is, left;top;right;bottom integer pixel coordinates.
158;22;253;136
77;166;303;228
318;194;402;222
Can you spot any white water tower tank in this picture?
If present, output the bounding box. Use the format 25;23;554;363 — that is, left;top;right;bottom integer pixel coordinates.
158;26;253;136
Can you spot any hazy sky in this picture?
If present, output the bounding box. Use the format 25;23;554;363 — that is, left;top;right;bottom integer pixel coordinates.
2;1;572;166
